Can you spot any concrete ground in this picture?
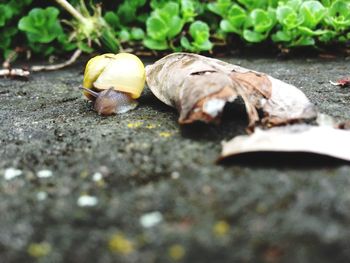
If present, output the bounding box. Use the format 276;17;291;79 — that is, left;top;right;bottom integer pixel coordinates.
1;55;350;263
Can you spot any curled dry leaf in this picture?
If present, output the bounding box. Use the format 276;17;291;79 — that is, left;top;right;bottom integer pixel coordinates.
146;53;317;130
219;125;350;162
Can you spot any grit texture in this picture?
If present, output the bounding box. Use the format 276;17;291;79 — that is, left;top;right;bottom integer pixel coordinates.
1;56;350;263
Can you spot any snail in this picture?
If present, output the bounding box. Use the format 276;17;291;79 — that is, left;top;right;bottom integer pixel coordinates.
81;53;146;115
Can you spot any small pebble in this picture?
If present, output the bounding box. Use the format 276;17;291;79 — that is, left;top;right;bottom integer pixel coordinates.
77;195;98;207
92;172;103;181
171;171;180;179
4;168;22;180
37;170;53;178
36;191;48;201
140;211;163;228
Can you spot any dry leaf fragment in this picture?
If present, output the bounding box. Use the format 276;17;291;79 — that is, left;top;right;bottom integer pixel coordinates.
146;53;317;129
330;77;350;88
220;125;350;162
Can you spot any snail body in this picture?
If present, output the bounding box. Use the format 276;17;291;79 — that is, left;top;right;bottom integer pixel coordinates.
82;53;145;115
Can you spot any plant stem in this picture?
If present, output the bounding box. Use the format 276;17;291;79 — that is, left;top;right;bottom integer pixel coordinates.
0;68;30;79
54;0;87;24
31;49;82;72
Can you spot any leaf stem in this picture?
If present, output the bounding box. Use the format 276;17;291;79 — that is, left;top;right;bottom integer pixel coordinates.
54;0;87;24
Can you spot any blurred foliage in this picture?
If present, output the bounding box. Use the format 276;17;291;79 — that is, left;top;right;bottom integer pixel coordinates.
0;0;349;60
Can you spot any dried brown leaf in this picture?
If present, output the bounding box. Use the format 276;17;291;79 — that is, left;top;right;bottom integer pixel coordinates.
330;77;350;87
146;53;238;124
220;125;350;162
146;53;317;129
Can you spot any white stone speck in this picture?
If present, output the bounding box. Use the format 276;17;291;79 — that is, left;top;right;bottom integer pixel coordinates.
171;171;180;179
77;195;98;207
92;172;103;181
140;211;163;228
37;191;48;201
37;170;53;178
4;168;23;180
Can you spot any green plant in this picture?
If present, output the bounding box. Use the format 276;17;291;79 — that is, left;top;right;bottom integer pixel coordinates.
272;0;330;46
324;0;350;42
144;2;184;50
210;0;350;47
0;0;32;58
144;0;211;51
104;0;147;44
181;21;213;51
0;0;349;63
19;7;63;44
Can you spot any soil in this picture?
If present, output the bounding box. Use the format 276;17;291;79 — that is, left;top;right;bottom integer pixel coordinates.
1;55;350;263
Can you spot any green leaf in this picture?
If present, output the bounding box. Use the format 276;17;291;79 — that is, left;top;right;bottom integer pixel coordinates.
293;36;315;46
220;20;240;33
189;21;210;44
272;30;292;42
238;0;257;10
282;0;303;11
228;5;247;28
181;0;197;22
181;21;213;52
300;1;326;28
318;30;337;42
321;0;332;7
119;29;130;42
146;16;168;41
104;11;120;30
249;9;275;33
167;16;184;38
297;26;329;36
243;29;267;42
143;38;168;50
325;0;350;30
158;2;180;22
0;4;13;26
117;1;145;24
207;0;232;17
150;0;169;9
146;2;183;42
193;40;213;51
237;0;275;10
131;27;145;40
180;36;194;51
18;7;63;43
276;6;302;29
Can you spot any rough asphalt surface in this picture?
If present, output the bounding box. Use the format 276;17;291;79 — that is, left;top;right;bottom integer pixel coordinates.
1;55;350;263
